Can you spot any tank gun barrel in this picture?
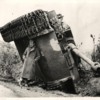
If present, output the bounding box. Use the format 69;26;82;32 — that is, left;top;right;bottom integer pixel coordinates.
68;43;100;72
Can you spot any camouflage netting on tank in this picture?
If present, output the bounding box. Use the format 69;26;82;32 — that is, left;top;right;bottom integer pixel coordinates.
0;10;53;42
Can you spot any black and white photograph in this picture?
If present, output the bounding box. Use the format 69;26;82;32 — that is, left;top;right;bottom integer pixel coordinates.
0;0;100;98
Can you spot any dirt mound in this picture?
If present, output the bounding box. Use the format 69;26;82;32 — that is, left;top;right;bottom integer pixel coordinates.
0;84;17;97
0;80;77;97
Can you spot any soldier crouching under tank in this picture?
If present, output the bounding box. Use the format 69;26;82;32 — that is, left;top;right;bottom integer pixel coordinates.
19;40;45;87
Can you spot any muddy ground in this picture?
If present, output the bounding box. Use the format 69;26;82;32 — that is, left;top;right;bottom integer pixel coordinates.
0;74;100;97
0;76;78;97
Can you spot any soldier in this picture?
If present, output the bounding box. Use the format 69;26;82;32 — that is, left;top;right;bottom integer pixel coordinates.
19;39;41;87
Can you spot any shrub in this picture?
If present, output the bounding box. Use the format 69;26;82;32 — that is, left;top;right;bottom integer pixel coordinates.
0;41;23;81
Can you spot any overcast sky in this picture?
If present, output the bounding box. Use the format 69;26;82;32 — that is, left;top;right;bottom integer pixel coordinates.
0;0;100;52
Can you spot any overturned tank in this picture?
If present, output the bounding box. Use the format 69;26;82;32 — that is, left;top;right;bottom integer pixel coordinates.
0;9;100;94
